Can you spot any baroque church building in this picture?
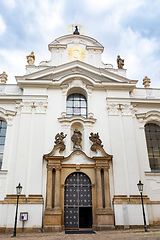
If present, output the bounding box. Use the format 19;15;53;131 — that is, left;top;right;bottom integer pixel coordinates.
0;25;160;232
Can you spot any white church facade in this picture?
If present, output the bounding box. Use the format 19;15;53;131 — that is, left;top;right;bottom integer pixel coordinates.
0;25;160;232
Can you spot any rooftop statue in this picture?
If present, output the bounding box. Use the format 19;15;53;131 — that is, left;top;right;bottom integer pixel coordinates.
117;55;124;69
26;51;35;65
73;26;80;35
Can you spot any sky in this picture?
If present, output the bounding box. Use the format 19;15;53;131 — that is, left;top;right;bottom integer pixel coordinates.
0;0;160;87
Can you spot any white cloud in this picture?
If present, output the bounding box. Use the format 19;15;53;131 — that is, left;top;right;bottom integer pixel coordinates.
18;0;65;41
0;15;6;36
84;0;145;14
2;0;16;9
0;49;26;83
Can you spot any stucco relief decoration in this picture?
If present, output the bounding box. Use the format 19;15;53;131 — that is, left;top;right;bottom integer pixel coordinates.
16;101;48;114
34;102;48;114
121;104;135;116
16;102;33;114
136;111;160;129
89;132;103;152
0;108;16;126
71;128;82;150
68;45;85;61
117;55;124;69
26;51;35;65
107;104;119;116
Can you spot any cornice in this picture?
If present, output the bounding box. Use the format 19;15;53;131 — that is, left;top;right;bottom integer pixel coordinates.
107;97;160;104
15;61;135;88
58;115;96;124
1;194;44;204
48;34;104;50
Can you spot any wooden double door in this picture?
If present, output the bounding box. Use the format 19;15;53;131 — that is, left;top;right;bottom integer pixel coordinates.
64;172;92;229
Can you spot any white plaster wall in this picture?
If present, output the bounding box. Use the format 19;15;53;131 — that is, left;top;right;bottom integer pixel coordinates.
114;204;149;226
0;204;43;228
0;172;7;200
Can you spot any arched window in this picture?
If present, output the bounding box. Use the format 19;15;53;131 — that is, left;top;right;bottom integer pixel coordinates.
145;123;160;171
66;93;87;118
0;120;7;170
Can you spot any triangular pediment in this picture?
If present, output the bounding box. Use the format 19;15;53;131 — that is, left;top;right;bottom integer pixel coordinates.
16;61;137;89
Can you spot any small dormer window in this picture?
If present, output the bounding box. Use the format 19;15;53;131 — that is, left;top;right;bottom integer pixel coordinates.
66;93;87;118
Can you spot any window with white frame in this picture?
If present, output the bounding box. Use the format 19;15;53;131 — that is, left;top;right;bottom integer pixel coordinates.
145;123;160;171
66;93;87;118
0;120;7;170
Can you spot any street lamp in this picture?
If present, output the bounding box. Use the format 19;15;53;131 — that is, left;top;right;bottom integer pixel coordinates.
13;183;22;237
137;180;147;232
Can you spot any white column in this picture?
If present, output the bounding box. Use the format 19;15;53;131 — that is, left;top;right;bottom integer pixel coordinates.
121;105;140;195
107;104;127;195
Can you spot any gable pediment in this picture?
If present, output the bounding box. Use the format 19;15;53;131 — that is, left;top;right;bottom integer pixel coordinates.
16;61;137;89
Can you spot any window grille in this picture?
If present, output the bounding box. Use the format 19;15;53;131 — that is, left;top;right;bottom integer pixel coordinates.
145;123;160;171
0;120;7;170
66;93;87;118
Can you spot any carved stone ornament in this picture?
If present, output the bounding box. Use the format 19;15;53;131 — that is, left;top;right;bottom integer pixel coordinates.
89;132;103;152
121;104;134;116
107;104;119;116
89;132;103;147
143;76;151;88
26;51;35;65
16;101;48;114
0;71;8;83
71;129;82;150
54;132;67;146
117;55;124;69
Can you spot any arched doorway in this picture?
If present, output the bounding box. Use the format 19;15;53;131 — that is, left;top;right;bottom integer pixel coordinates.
64;172;92;229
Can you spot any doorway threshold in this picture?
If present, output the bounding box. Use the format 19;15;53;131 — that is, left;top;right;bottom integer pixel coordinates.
65;229;96;234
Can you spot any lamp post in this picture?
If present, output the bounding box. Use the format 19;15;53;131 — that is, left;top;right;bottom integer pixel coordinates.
137;180;147;232
13;183;22;237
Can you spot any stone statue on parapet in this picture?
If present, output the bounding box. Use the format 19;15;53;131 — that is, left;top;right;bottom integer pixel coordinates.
117;55;124;69
26;51;35;65
71;128;82;150
54;132;67;145
89;132;103;147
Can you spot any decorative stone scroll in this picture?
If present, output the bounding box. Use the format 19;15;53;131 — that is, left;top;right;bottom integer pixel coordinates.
136;110;160;129
0;107;16;126
71;129;82;150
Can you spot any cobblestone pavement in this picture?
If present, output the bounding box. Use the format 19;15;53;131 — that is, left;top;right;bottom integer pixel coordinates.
0;229;160;240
